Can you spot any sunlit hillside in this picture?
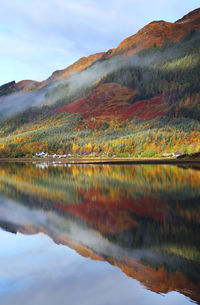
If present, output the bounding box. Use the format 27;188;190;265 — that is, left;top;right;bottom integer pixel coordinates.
0;9;199;157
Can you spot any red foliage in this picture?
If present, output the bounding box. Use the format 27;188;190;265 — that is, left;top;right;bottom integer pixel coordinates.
53;83;136;119
53;188;169;234
54;86;169;121
122;94;169;120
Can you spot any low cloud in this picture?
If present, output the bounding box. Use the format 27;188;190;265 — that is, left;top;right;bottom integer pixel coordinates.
0;46;172;118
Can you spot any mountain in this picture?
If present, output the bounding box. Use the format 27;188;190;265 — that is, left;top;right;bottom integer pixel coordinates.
0;8;200;157
1;8;199;92
0;52;105;95
104;7;200;58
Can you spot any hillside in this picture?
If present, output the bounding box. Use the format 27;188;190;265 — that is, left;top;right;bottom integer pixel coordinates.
104;7;200;58
54;83;137;119
0;8;200;157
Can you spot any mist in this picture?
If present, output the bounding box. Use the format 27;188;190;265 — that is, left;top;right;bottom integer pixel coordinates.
0;193;172;268
0;44;178;120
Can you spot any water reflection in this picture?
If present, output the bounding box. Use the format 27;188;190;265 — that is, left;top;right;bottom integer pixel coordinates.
0;163;199;304
0;230;193;305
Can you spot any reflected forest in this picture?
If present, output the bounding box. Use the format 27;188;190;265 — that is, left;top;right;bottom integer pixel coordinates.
0;163;199;304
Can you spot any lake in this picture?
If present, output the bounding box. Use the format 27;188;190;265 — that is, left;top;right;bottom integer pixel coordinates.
0;162;199;305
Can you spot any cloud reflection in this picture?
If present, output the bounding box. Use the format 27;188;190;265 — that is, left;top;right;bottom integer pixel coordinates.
0;230;192;305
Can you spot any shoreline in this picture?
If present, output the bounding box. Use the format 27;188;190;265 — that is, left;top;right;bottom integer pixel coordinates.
0;157;200;165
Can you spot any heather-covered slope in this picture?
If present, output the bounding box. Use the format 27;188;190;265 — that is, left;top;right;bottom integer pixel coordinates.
54;83;137;119
54;85;169;121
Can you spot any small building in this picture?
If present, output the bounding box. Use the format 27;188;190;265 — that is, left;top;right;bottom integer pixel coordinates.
36;152;48;158
173;152;181;157
162;153;173;158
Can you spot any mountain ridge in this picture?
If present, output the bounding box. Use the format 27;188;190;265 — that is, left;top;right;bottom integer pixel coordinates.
1;8;199;92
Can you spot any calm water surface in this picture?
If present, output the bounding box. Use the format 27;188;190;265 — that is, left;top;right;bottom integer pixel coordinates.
0;162;199;305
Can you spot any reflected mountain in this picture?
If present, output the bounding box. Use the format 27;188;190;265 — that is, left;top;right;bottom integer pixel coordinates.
0;163;199;304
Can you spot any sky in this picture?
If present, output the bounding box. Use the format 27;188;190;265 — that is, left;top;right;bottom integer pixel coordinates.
0;0;199;85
